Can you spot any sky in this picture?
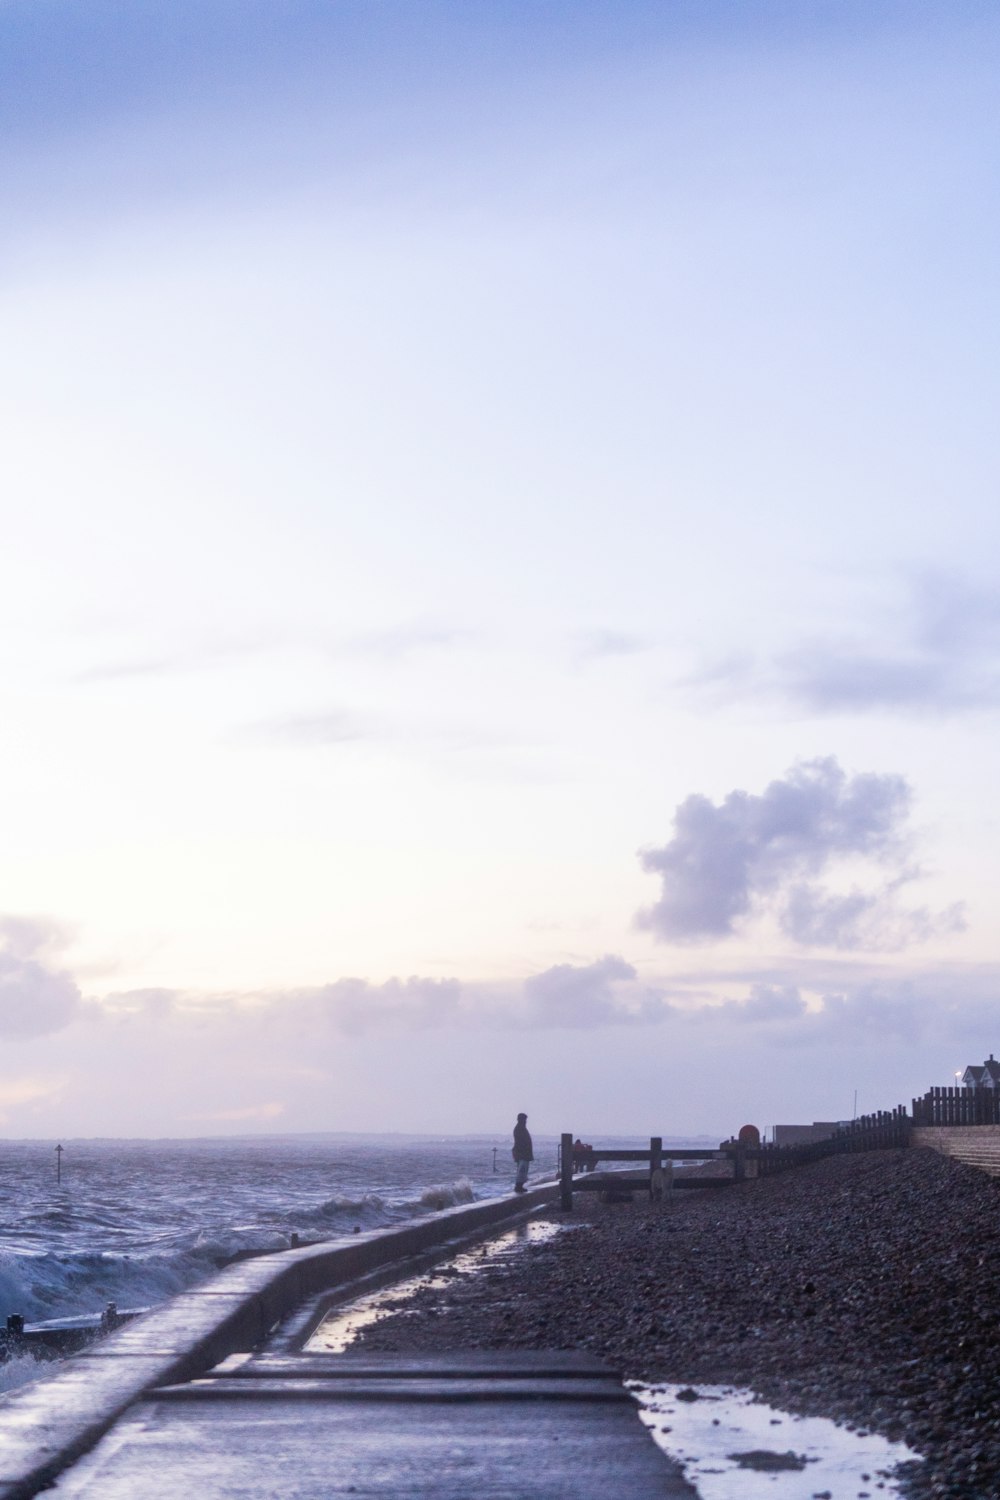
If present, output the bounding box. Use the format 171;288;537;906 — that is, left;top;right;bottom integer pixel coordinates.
2;0;999;1139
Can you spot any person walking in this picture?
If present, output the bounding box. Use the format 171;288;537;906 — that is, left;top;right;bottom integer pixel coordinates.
512;1112;533;1193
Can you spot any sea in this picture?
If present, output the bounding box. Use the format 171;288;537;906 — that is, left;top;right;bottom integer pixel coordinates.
0;1133;538;1334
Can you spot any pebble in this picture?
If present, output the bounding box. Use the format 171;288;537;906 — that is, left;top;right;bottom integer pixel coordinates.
357;1148;1000;1499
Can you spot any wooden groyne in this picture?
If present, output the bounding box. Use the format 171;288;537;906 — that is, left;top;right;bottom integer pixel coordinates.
557;1136;732;1210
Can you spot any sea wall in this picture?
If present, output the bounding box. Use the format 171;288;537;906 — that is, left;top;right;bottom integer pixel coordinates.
0;1180;558;1500
912;1123;1000;1176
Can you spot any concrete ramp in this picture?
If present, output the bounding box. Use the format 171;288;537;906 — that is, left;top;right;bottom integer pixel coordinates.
50;1350;696;1499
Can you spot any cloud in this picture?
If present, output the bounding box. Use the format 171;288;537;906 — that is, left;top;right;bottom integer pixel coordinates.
781;879;966;951
71;631;276;685
574;629;650;663
0;914;75;962
340;623;478;661
637;757;959;951
281;975;464;1036
283;963;671;1034
14;940;1000;1136
733;983;807;1023
73;621;473;691
236;709;371;748
0;1075;68;1121
87;956;677;1041
520;954;669;1027
0;917;84;1038
688;572;1000;716
100;988;178;1022
734;974;991;1051
776;647;962;714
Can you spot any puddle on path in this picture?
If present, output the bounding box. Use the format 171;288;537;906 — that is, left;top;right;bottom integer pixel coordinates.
629;1383;919;1500
306;1216;565;1352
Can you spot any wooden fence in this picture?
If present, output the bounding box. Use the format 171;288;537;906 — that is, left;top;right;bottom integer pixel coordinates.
753;1106;911;1177
911;1086;1000;1126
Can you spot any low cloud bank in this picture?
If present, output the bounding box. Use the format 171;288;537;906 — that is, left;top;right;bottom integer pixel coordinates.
90;956;997;1049
253;959;655;1034
279;976;464;1035
4;951;999;1133
637;757;964;951
520;955;671;1027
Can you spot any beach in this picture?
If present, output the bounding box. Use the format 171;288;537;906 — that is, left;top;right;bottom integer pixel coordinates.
354;1148;1000;1500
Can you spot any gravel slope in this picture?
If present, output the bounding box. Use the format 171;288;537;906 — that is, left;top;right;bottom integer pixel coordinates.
356;1148;1000;1499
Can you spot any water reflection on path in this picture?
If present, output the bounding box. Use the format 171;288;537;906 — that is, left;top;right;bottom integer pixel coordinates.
630;1383;919;1500
306;1215;563;1352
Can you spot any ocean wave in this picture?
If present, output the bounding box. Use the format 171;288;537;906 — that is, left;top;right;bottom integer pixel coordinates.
417;1178;476;1211
0;1177;485;1323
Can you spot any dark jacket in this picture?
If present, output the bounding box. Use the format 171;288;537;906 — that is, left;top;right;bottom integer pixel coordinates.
513;1121;533;1161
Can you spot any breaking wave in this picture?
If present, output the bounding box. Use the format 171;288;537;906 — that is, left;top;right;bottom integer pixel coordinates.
418;1178;476;1211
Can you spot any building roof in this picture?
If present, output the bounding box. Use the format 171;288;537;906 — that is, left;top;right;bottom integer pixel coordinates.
962;1056;1000;1086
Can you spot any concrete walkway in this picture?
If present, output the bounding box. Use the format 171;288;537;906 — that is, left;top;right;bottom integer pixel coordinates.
1;1186;695;1497
49;1349;696;1499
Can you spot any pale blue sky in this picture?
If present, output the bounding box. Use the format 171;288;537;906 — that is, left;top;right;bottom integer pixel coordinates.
1;1;998;1134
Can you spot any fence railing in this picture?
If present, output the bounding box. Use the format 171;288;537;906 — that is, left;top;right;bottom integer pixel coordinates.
912;1085;1000;1126
557;1135;730;1210
753;1105;911;1176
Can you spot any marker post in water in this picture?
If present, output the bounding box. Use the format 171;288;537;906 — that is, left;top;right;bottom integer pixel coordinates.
55;1143;63;1183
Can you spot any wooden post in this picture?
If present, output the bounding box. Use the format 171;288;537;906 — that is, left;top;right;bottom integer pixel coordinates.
733;1143;745;1183
649;1136;663;1200
560;1133;574;1212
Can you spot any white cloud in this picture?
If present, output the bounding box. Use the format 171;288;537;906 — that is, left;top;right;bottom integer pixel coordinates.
781;879;966;951
0;918;83;1038
636;757;960;951
0;914;75;962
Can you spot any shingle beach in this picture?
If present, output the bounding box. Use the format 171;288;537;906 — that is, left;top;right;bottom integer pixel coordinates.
356;1149;1000;1500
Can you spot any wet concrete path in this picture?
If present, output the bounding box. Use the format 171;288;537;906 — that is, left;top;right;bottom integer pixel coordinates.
48;1349;696;1499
